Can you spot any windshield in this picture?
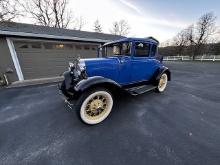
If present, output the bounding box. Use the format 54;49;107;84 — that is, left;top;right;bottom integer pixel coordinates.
102;42;131;57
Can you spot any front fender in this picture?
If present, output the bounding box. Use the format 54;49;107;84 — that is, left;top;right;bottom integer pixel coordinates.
63;71;72;90
72;76;122;99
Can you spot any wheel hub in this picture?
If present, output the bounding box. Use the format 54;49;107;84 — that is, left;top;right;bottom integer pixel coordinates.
159;74;166;88
90;99;103;111
85;95;107;118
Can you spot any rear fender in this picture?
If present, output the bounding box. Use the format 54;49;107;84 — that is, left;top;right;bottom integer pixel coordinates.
151;66;171;84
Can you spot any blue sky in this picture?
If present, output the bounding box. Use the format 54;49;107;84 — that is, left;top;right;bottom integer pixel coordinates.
118;0;220;41
134;0;220;23
67;0;220;42
48;0;220;42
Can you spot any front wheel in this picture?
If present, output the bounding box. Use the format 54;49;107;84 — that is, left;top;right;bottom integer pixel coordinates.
156;73;168;93
76;88;113;125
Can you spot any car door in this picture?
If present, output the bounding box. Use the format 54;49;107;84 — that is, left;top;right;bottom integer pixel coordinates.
117;55;131;84
130;42;156;83
117;42;132;85
104;42;131;85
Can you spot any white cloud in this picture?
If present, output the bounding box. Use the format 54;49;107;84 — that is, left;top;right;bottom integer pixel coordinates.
67;0;189;42
118;0;143;15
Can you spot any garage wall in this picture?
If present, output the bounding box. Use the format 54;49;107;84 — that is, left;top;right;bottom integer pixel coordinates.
0;37;18;82
13;39;99;80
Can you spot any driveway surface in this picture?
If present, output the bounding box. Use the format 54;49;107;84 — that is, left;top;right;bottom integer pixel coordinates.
0;61;220;165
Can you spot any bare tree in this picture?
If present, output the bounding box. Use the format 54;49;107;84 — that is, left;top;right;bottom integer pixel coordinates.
217;27;220;42
189;12;216;58
160;39;172;47
110;21;119;35
94;19;102;33
0;0;19;21
110;20;130;36
173;29;189;55
73;16;86;30
20;0;72;28
183;25;195;56
169;13;217;58
52;0;72;28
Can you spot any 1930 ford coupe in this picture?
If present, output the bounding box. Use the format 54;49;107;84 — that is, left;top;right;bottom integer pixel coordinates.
59;37;171;125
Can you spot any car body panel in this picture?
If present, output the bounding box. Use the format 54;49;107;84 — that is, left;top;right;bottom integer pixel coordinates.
130;56;160;83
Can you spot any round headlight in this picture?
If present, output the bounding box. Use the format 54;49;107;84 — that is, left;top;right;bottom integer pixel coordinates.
79;60;86;71
69;62;74;68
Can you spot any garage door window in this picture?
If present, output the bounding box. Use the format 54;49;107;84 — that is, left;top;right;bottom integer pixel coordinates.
15;42;29;49
55;44;65;49
76;45;82;50
84;45;90;50
65;44;73;49
44;43;53;49
92;46;97;51
31;43;42;49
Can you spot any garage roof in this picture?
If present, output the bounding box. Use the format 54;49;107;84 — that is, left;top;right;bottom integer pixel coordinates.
0;22;125;43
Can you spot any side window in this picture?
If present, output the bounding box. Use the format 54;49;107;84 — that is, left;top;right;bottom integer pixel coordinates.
105;42;131;56
121;42;131;55
135;42;150;57
113;45;120;55
151;44;157;56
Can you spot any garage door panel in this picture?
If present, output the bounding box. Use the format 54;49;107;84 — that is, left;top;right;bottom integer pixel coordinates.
14;41;98;79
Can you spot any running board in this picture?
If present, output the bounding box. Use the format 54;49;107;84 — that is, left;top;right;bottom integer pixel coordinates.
125;85;157;96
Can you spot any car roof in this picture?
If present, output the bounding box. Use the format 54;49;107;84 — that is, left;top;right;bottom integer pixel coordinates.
103;37;159;46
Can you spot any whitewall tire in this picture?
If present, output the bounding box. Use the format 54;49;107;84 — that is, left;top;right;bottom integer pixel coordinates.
156;73;168;92
77;89;113;125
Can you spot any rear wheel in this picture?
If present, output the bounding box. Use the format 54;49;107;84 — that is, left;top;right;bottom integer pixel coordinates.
156;73;168;93
76;88;113;125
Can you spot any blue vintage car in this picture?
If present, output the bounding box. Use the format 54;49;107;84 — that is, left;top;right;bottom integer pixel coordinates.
59;37;171;125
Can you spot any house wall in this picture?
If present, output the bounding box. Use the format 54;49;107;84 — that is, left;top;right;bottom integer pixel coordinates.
0;37;18;83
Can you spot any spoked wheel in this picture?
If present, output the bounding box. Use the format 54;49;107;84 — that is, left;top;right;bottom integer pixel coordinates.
156;73;168;93
76;88;113;125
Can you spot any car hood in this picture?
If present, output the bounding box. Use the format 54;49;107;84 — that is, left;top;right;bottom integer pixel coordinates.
81;57;119;79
